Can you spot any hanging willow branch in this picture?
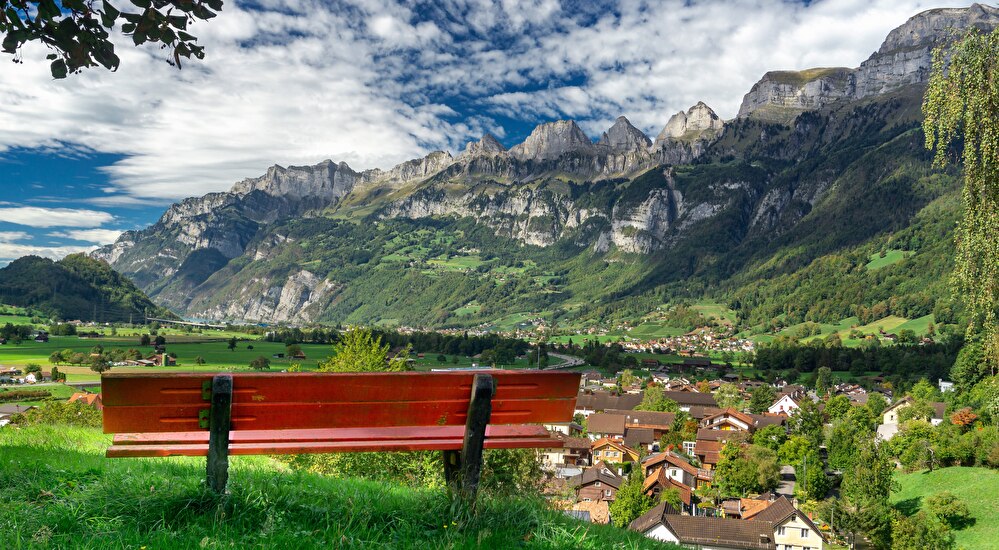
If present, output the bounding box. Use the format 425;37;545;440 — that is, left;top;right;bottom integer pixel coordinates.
923;27;999;368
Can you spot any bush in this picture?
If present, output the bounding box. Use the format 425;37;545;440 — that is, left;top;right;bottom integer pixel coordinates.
10;401;102;428
925;492;972;529
0;390;50;402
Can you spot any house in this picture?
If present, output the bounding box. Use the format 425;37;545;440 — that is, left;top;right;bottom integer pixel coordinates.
542;433;592;469
877;396;946;440
574;390;643;416
750;496;826;549
624;427;657;452
721;497;773;520
641;451;699;487
0;367;24;384
292;350;307;360
643;470;694;513
33;332;49;342
68;392;104;410
768;394;800;415
591;438;640;464
630;503;777;549
701;408;756;431
939;379;955;393
567;463;622;503
664;390;718;412
606;408;676;437
586;413;627;440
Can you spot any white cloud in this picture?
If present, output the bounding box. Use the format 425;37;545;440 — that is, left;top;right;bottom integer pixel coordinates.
49;229;124;244
0;206;114;228
0;243;97;262
0;0;973;202
0;231;30;242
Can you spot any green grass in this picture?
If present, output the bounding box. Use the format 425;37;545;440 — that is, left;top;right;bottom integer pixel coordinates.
895;314;935;335
0;425;677;549
892;467;999;549
865;250;914;270
0;383;79;406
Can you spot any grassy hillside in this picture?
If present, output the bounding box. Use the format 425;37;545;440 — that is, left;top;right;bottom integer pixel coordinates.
0;425;675;549
892;467;999;549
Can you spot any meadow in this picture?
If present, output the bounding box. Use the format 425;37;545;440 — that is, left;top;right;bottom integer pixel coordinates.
891;467;999;549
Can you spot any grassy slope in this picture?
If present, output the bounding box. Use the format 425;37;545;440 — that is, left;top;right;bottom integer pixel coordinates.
0;426;675;549
892;467;999;549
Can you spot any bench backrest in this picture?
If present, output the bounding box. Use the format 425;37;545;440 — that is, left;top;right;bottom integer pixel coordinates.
102;370;581;434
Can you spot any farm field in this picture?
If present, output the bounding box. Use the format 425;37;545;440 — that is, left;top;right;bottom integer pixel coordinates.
892;467;999;549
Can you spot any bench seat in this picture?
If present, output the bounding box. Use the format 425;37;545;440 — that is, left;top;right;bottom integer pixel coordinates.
108;424;558;457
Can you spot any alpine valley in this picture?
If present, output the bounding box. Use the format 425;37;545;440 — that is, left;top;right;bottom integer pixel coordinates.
93;4;999;332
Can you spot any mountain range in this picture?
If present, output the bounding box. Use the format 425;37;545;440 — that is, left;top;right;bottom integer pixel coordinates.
93;4;999;330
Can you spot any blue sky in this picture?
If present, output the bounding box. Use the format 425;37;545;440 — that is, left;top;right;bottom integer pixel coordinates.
0;0;970;264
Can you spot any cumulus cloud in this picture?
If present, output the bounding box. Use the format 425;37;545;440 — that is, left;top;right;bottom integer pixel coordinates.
0;207;114;228
0;0;970;202
48;229;124;245
0;231;31;242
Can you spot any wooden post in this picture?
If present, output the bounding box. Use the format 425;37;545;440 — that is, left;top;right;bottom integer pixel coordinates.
443;449;461;488
458;373;494;503
206;374;233;494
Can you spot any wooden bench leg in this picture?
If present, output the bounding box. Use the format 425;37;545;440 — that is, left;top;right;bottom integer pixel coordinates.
206;374;233;494
456;373;494;504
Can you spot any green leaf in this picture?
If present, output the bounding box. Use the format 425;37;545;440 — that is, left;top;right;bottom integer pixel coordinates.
131;0;152;8
50;59;68;79
102;0;121;27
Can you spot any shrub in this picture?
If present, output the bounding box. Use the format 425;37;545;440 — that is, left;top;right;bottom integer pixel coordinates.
925;491;972;529
10;401;101;428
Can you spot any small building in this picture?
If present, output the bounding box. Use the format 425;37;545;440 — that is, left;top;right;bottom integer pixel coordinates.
938;379;955;393
591;438;640;464
567;463;622;503
630;503;777;549
768;394;800;416
0;404;36;426
68;392;104;410
750;496;826;549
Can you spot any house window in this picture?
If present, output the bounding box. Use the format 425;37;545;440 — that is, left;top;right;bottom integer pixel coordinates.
670;469;678;477
583;498;591;502
776;527;786;536
801;528;808;538
604;490;612;497
595;482;601;487
683;441;695;454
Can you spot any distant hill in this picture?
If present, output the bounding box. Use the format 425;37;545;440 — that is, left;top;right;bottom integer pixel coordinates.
0;254;174;323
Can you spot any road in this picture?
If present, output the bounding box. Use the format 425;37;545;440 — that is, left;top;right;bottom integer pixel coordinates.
545;353;585;369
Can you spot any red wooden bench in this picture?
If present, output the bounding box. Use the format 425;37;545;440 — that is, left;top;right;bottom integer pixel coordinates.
101;370;581;499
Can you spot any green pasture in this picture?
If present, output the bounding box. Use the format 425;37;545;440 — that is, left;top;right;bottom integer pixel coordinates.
865;249;913;270
892;467;999;549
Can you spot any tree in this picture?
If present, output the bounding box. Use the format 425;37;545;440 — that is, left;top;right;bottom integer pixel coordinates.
715;442;779;498
891;511;955;550
140;334;150;346
924;27;999;373
815;366;832;396
608;471;655;528
23;363;41;375
841;439;900;549
635;384;679;413
909;378;940;401
48;351;62;365
50;365;63;382
89;354;111;373
319;328;410;373
752;423;787;452
286;343;302;357
748;384;776;414
867;392;889;416
790;398;824;448
436;353;447;363
194;355;206;366
825;394;852;420
0;0;222;78
227;337;237;352
249;356;270;370
714;383;744;410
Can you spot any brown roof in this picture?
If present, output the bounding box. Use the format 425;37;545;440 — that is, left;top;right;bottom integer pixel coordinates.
586;413;627;435
624;427;656;449
568;463;622;490
605;409;676;428
751;496;825;540
664;390;718;407
643;451;700;477
630;507;775;549
687;405;724;420
694;439;723;465
556;434;592;449
0;404;36;415
576;391;643;411
643;470;693;505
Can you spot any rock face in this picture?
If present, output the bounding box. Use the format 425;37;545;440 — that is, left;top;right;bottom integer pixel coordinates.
655;102;725;145
737;68;855;120
459;134;507;158
854;3;999;98
738;4;999;119
598;116;652;152
509;120;594;160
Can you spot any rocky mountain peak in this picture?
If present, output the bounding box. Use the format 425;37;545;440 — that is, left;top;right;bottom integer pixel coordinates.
878;3;999;54
654;102;724;147
597;116;652;152
509;119;594;161
460;133;507;158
